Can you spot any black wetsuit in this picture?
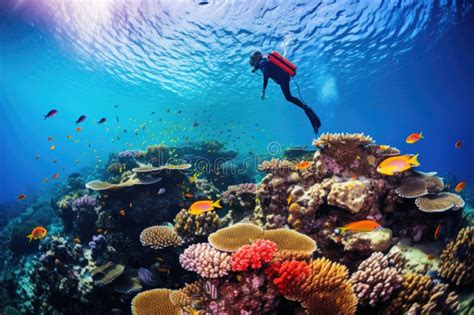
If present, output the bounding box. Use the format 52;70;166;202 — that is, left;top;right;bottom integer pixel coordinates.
256;58;321;133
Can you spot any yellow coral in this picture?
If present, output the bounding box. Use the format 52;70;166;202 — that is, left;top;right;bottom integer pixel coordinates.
439;226;474;286
262;228;317;256
208;223;264;252
131;289;181;315
140;226;182;249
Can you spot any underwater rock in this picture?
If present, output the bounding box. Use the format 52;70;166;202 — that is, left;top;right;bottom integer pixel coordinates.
338;228;392;254
387;239;439;275
113;268;143;294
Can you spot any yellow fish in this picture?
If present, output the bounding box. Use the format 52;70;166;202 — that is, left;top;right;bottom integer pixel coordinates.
26;226;47;242
189;199;221;215
377;154;420;176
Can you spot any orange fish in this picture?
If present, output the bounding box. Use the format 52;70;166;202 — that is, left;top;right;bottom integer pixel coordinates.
76;127;82;132
48;137;54;141
26;226;47;242
50;145;56;150
455;181;466;193
52;173;59;179
184;193;194;198
377;154;420;176
454;140;462;149
189;199;221;215
427;255;436;260
18;194;27;200
97;228;104;233
73;238;81;244
406;132;423;144
434;223;442;240
294;160;312;170
119;209;126;216
335;220;381;234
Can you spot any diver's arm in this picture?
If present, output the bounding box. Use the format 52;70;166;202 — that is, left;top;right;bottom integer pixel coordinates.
262;74;268;100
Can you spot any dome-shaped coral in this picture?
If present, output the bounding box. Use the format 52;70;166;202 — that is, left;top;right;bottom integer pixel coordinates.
231;239;277;271
439;226;474;286
140;226;182;249
415;192;465;212
208;223;264;252
131;288;181;315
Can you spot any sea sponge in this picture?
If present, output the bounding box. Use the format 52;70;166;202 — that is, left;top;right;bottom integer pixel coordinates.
395;173;444;198
262;228;317;256
439;226;474;286
92;262;125;286
131;288;181;315
415;192;465;212
208;223;264;252
350;252;402;306
173;208;230;242
382;273;459;315
230;239;277;271
139;226;182;249
179;243;231;278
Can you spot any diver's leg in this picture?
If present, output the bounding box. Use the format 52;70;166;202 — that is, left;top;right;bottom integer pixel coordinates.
280;81;321;133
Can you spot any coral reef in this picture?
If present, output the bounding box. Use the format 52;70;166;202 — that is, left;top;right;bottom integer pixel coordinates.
131;288;181;315
208;223;265;252
230;239;277;271
179;243;231;278
350;252;402;306
139;225;182;249
173;207;231;242
415;192;465;212
439;226;474;286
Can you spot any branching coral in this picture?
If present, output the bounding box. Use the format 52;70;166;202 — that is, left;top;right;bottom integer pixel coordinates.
271;260;310;297
439;226;474;286
131;288;181;315
230;239;277;271
208;223;264;252
179;243;231;278
350;252;402;306
139;226;182;249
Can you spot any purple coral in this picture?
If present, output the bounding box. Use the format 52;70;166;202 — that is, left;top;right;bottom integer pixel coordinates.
179;243;231;278
72;195;97;210
89;234;107;258
138;267;159;287
350;252;402;306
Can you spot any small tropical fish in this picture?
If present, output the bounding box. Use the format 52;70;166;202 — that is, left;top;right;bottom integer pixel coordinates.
67;135;73;139
379;145;390;150
35;155;40;160
189;199;222;215
455;181;466;192
119;209;126;216
454;140;463;149
73;238;81;244
406;132;423;144
98;117;106;124
75;115;86;124
335;220;381;235
294;160;312;170
377;154;420;176
159;268;170;274
97;228;104;233
198;1;209;5
76;127;82;132
44;109;58;119
427;255;436;260
48;136;54;141
42;178;49;183
26;226;47;242
50;145;56;150
129;202;133;208
287;195;292;205
53;159;58;163
52;173;59;179
115;115;119;122
18;194;27;200
184;193;194;198
434;223;442;240
158;188;166;195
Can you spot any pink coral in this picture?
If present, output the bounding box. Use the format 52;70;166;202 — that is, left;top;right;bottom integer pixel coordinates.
179;243;231;278
231;240;277;272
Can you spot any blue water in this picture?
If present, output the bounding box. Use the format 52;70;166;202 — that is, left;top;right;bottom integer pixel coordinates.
1;0;473;203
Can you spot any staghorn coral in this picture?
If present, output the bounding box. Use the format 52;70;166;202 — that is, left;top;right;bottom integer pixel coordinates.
415;192;465;212
439;226;474;286
208;223;264;252
230;239;277;271
382;273;459;315
262;228;317;256
173;208;231;242
179;243;231;278
131;288;181;315
350;252;402;306
139;226;182;249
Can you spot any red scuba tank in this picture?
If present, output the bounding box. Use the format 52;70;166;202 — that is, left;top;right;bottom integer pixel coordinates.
268;51;297;77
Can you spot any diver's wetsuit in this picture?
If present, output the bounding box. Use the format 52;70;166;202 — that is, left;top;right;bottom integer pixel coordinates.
256;58;321;133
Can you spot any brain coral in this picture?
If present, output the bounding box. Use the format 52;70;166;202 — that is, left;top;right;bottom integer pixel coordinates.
231;239;277;271
179;243;231;278
208;223;264;252
439;226;474;286
350;252;402;306
415;192;465;212
139;226;182;249
131;288;181;315
382;273;458;315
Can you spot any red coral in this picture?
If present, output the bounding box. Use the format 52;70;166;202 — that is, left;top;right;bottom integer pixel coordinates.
231;239;277;272
272;260;310;297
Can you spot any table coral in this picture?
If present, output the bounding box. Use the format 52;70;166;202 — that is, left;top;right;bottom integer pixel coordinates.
179;243;231;278
208;223;264;252
439;226;474;286
139;226;182;249
230;239;277;271
415;192;465;212
350;252;402;306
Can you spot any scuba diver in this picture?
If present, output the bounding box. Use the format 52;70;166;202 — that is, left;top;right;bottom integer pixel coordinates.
249;51;321;134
